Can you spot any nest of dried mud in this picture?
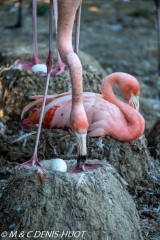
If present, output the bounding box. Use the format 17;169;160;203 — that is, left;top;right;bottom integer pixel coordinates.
0;64;160;240
2;128;157;187
0;163;143;240
0;63;159;188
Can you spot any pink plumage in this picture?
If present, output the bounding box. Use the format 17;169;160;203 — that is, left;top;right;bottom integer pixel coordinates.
22;72;145;142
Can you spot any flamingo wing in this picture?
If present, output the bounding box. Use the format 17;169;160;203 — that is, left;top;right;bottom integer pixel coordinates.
23;92;73;129
85;97;129;137
21;92;72;118
22;91;142;142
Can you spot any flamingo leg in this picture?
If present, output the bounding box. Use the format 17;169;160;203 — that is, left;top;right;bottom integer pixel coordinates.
16;153;43;169
74;4;82;54
53;1;82;74
40;0;66;77
13;0;81;76
43;0;82;77
51;53;66;76
49;0;66;76
16;0;54;174
154;0;160;75
14;0;40;71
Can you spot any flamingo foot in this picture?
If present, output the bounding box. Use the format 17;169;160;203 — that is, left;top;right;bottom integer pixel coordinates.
51;61;66;76
14;58;40;71
22;118;37;130
16;153;43;170
41;61;66;77
71;163;101;173
16;154;45;180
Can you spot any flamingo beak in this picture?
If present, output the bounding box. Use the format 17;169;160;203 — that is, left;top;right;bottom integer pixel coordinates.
75;132;87;168
129;94;139;111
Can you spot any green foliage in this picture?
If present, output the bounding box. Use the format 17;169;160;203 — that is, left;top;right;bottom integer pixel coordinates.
130;7;151;18
37;4;49;16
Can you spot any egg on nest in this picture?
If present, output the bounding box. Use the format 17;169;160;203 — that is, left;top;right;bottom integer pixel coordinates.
51;158;67;172
32;64;47;73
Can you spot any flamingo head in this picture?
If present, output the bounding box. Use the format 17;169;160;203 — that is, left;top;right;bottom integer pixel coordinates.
127;77;140;111
70;106;89;168
75;131;87;168
129;93;139;111
118;73;140;111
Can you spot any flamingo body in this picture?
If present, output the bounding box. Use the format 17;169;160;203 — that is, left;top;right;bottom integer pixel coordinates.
22;72;145;142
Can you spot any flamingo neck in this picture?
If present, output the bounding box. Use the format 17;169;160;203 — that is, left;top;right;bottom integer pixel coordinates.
102;73;122;108
57;0;83;107
57;0;82;63
102;72;140;103
101;73;145;141
57;0;88;136
66;52;83;107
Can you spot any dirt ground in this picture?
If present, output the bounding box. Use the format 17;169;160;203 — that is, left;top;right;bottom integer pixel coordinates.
0;0;160;239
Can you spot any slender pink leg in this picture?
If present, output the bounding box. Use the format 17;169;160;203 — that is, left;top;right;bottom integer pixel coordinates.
14;0;40;70
41;0;66;77
49;52;66;76
16;153;43;169
50;0;66;76
17;0;54;172
54;2;82;75
43;0;81;77
74;4;81;54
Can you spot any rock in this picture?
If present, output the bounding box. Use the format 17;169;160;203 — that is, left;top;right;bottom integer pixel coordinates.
139;97;160;133
0;179;7;198
78;50;107;78
146;119;160;160
0;165;143;240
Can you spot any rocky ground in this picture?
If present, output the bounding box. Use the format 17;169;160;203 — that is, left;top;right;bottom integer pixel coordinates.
0;0;160;239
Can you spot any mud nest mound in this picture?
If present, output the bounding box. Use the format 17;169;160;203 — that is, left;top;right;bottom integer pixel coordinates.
0;64;103;122
2;128;157;187
0;164;143;240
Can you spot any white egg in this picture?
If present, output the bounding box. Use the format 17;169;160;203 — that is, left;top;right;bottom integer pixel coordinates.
51;158;67;172
32;64;47;73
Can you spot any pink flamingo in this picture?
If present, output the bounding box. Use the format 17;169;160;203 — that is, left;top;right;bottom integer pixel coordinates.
16;0;89;174
22;72;145;172
14;0;40;71
14;0;81;76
